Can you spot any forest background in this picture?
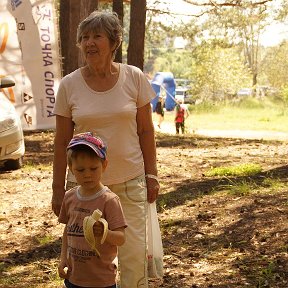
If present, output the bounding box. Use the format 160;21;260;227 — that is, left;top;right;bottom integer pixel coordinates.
2;1;288;288
59;0;288;107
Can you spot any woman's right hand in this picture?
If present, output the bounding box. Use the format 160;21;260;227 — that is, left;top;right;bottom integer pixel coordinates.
51;187;65;216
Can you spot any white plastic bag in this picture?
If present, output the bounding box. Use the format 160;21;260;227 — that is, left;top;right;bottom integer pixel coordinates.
147;201;164;278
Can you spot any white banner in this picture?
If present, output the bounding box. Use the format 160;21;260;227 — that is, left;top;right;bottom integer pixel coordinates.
0;0;61;130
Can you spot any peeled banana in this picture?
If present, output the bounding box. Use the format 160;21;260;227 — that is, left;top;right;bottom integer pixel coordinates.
83;209;108;256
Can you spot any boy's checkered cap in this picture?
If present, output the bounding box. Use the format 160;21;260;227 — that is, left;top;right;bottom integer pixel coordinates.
67;132;107;159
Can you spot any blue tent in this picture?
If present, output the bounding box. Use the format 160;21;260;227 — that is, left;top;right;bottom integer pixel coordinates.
150;72;176;111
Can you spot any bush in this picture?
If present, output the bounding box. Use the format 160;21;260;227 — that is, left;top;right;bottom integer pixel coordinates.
236;97;265;109
192;101;220;113
280;86;288;106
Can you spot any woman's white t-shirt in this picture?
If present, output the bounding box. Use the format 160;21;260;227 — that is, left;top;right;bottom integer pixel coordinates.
53;64;156;185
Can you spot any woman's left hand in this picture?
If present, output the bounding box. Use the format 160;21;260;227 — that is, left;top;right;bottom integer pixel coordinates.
146;177;160;203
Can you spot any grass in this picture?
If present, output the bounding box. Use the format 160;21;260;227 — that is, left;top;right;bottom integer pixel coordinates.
206;163;262;177
225;180;254;196
23;161;52;171
191;107;288;132
164;99;288;133
35;235;55;246
209;176;285;197
204;164;286;196
262;177;286;191
257;261;278;288
210;178;256;196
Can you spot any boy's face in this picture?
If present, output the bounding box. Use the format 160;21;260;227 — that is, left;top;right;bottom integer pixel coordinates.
70;152;107;193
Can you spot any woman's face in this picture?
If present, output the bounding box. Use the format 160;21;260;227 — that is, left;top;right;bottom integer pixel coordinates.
80;30;115;64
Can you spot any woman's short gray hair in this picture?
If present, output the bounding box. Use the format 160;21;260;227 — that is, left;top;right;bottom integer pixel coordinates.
76;11;123;58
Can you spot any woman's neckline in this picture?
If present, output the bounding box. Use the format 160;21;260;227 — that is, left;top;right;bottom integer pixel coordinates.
80;62;121;93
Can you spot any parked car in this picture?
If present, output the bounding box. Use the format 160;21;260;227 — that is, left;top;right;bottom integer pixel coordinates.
0;77;25;170
175;87;194;104
175;78;191;88
237;88;253;97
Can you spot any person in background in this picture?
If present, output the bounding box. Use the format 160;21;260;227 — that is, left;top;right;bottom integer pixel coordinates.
155;96;164;129
52;11;160;288
58;132;127;288
175;99;189;134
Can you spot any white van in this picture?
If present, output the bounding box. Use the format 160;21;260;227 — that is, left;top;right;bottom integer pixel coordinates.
0;77;25;170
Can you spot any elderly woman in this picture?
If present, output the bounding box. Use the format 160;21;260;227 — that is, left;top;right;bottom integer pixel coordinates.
52;11;160;288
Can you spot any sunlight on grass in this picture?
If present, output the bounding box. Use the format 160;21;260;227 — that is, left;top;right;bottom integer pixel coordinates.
23;161;51;171
35;235;54;245
164;100;288;133
190;106;288;132
206;163;262;177
227;180;252;196
209;174;287;197
262;178;285;191
206;163;263;196
213;179;254;196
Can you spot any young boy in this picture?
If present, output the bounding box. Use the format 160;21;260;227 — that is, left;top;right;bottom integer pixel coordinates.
175;99;189;134
58;132;127;288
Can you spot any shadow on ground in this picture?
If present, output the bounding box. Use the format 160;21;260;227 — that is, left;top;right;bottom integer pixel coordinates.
158;165;288;210
1;131;287;287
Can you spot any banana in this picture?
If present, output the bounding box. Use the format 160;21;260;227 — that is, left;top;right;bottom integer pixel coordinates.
83;209;108;257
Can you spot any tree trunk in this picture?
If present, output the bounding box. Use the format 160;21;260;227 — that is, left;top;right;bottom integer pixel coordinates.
113;0;123;63
127;0;146;70
59;0;80;75
78;0;99;66
80;0;98;20
59;1;71;76
60;0;99;76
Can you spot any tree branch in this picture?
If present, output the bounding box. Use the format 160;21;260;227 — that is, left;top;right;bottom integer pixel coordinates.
147;0;273;19
183;0;273;7
146;7;210;17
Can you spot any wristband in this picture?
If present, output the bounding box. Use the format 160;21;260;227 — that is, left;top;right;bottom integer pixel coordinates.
145;174;159;181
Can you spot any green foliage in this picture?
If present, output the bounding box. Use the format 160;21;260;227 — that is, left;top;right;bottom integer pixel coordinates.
262;41;288;88
277;1;288;21
280;85;288;105
144;12;191;74
152;49;193;78
189;43;251;99
144;1;288;98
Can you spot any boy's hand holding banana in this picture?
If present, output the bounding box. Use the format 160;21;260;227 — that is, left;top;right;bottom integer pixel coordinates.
83;209;108;256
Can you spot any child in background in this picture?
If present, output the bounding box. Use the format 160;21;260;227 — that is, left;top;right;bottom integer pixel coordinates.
155;96;165;129
175;99;190;134
58;132;127;288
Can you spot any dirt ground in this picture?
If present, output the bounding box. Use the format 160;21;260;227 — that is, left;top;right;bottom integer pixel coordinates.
0;130;288;288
